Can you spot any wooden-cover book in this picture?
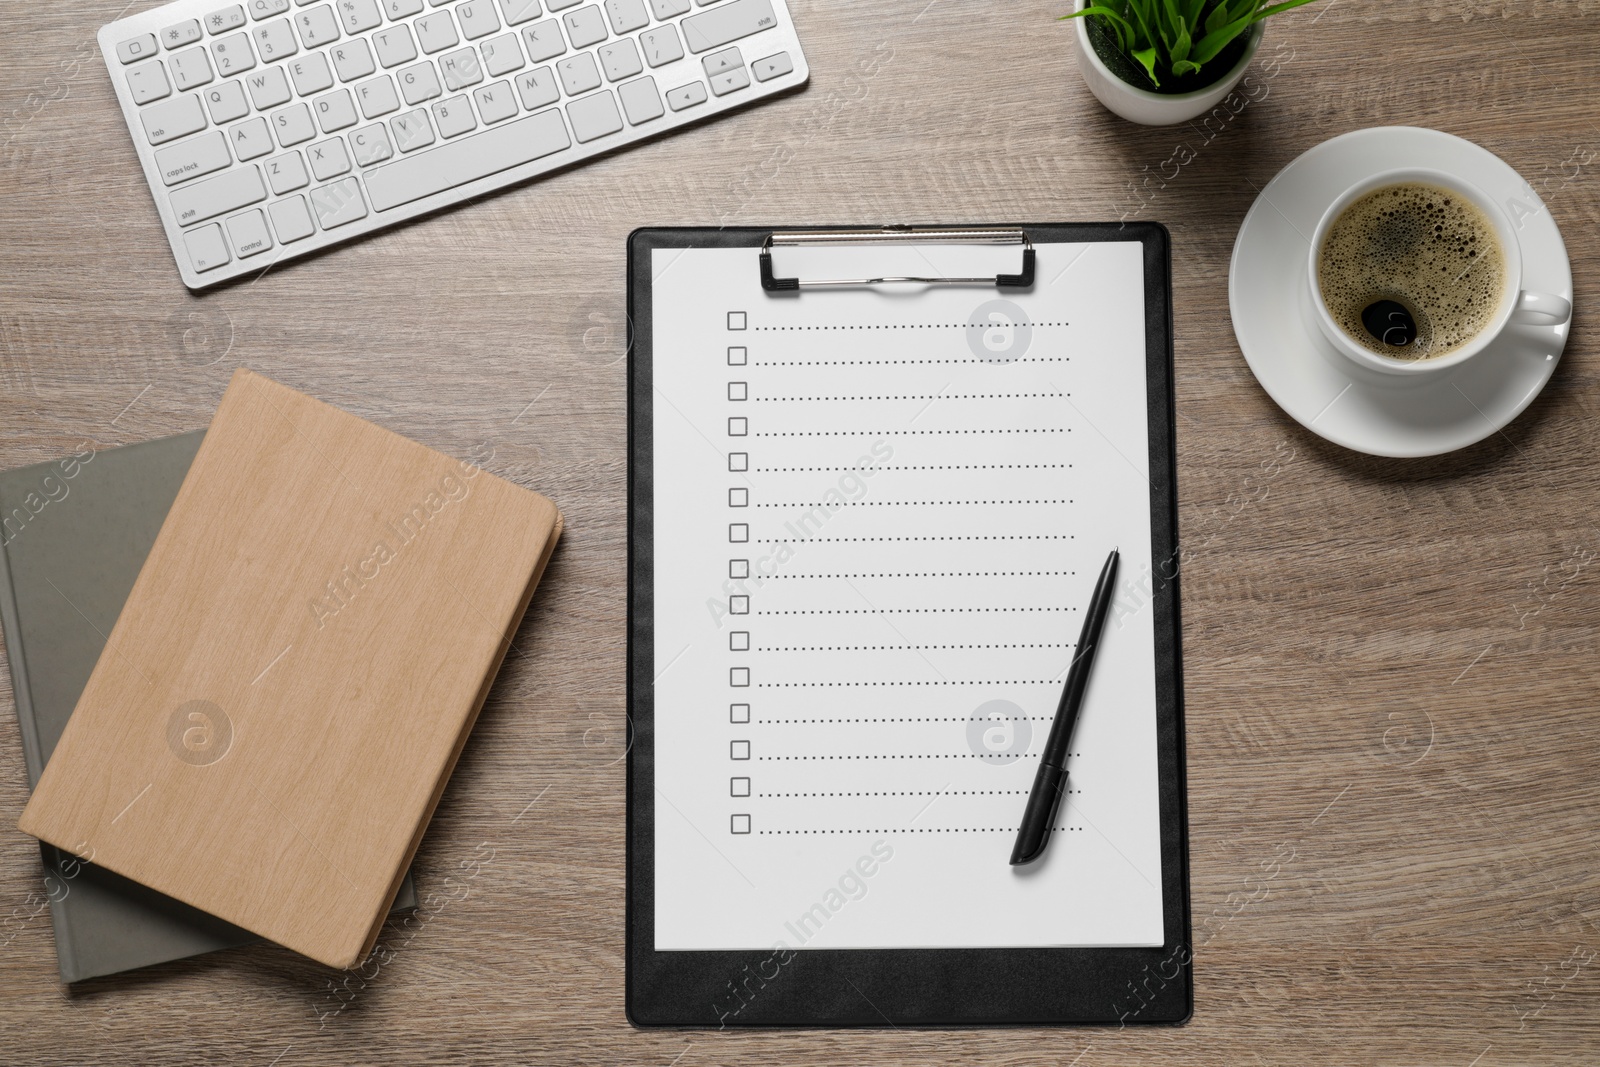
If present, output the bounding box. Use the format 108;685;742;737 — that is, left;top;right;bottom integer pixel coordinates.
18;370;562;969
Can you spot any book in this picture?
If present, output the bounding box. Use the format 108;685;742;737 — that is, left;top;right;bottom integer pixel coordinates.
18;370;562;969
0;431;416;983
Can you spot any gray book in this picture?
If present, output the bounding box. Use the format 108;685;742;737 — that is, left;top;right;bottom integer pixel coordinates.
0;431;416;982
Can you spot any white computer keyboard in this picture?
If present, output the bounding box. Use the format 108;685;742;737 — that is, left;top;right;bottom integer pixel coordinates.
98;0;807;289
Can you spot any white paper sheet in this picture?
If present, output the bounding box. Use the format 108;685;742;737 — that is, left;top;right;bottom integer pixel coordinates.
651;240;1164;950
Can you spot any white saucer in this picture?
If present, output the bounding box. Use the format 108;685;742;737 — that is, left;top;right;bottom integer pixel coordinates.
1229;127;1573;458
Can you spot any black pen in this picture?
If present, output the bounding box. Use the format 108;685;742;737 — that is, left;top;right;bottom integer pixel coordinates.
1009;547;1120;867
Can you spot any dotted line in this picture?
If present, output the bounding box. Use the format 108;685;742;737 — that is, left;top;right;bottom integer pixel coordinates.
758;464;1074;472
753;393;1065;402
759;753;1044;760
757;717;1064;724
757;643;1073;651
757;429;1068;437
753;323;1070;331
767;573;1075;580
758;535;1075;543
755;358;1069;366
760;789;1079;797
755;499;1071;507
758;828;1086;835
756;608;1074;615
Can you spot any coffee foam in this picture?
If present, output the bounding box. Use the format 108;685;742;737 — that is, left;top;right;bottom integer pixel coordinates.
1317;182;1505;360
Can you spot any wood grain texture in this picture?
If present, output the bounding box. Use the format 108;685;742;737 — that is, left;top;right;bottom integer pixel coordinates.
1;0;1597;1062
17;370;562;969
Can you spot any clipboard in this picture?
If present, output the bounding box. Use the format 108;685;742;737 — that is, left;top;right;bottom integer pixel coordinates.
627;223;1189;1027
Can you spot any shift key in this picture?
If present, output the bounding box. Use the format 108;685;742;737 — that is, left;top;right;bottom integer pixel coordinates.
681;0;777;53
169;165;266;227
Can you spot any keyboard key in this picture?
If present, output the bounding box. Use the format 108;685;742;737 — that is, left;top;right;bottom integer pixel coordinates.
599;39;641;81
556;52;600;95
382;0;424;19
248;0;290;18
440;47;484;90
313;88;359;131
295;6;341;48
566;89;620;141
399;61;443;103
617;75;661;124
481;33;525;76
226;207;273;256
702;46;740;76
545;0;581;8
709;66;748;95
332;39;377;81
169;47;215;90
473;80;517;123
288;52;334;94
162;21;203;49
373;26;418;68
268;193;316;241
458;0;501;39
142;93;207;144
118;34;159;63
210;32;256;75
521;20;566;61
603;0;648;34
681;0;775;53
127;61;173;104
415;12;460;53
272;102;316;144
665;80;705;110
500;0;542;25
389;108;435;151
246;65;293;108
647;0;689;17
751;50;791;81
355;74;401;117
365;107;569;210
562;6;607;48
184;222;231;271
252;19;297;60
205;6;247;34
265;149;310;191
432;95;476;137
204;80;250;122
639;25;682;68
350;122;394;163
309;177;367;227
170;163;265;224
336;0;384;33
513;66;558;109
229;115;275;159
308;135;351;177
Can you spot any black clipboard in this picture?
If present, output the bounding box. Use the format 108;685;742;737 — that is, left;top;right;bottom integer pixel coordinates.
627;223;1189;1027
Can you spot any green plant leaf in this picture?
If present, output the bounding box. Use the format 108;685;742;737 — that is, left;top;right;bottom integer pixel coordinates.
1252;0;1318;20
1131;45;1161;86
1203;0;1234;33
1172;58;1202;75
1191;13;1253;65
1124;0;1160;52
1170;22;1192;63
1058;4;1138;50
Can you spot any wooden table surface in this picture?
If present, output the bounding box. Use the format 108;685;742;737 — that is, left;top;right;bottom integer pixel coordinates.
3;0;1598;1063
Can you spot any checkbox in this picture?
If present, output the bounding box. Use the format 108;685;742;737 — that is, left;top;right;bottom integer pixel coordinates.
730;702;750;723
728;382;748;401
729;559;749;579
728;452;748;472
730;595;749;614
731;813;751;834
731;777;751;797
730;667;750;687
729;487;748;507
727;312;747;330
728;417;748;436
727;346;747;365
730;740;751;760
728;523;749;543
730;631;750;651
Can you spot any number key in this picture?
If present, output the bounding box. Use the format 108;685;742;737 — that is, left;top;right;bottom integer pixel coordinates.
210;32;257;74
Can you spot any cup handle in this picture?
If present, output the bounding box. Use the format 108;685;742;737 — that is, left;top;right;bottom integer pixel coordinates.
1511;290;1572;326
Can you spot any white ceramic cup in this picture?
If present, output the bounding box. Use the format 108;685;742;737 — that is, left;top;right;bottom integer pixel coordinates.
1307;167;1572;376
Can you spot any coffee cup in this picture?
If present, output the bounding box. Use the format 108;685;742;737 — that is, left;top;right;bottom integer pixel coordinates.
1307;167;1571;376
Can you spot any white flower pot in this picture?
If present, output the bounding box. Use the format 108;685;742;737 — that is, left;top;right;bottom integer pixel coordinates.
1070;0;1266;126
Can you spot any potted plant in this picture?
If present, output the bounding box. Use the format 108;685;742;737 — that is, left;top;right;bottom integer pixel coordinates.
1064;0;1316;126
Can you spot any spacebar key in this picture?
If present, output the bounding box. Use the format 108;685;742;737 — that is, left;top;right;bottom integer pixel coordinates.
365;110;572;212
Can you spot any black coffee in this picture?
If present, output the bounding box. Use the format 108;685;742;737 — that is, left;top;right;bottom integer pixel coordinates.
1318;182;1505;361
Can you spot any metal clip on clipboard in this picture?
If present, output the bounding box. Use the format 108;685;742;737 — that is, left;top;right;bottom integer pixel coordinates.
759;226;1036;292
